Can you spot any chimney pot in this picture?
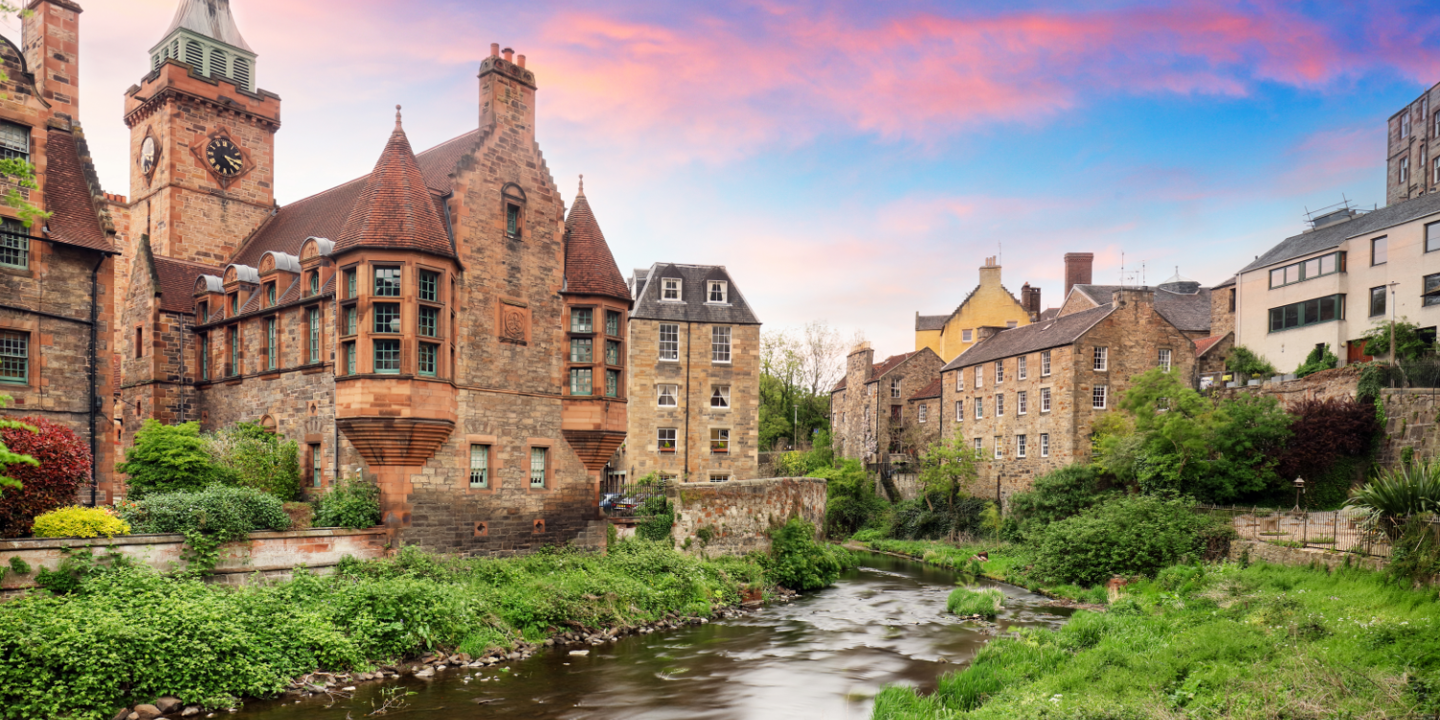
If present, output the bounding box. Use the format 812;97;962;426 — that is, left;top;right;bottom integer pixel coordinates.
502;48;514;62
490;43;500;58
517;54;526;68
1064;252;1095;299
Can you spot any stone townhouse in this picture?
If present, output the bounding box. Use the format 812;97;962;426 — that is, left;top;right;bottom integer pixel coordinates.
914;257;1039;363
622;264;760;484
829;344;942;464
0;1;122;504
116;0;631;553
940;287;1196;505
1387;80;1440;207
900;378;942;454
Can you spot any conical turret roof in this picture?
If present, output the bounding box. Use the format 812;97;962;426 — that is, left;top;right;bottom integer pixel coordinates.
563;177;631;300
162;0;253;52
334;108;455;259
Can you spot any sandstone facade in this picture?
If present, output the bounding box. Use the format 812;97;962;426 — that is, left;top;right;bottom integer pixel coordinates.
829;344;942;463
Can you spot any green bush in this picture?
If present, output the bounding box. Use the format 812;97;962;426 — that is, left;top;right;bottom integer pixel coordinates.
762;517;855;590
1031;496;1233;586
1226;345;1277;377
115;421;225;498
122;486;291;539
1293;343;1339;378
887;493;989;540
30;506;129;539
312;478;381;529
634;495;675;543
1003;465;1114;542
205;422;301;501
946;586;1003;618
818;458;887;537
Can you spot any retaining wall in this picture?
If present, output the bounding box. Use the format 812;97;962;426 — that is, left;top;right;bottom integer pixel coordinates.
1210;365;1361;404
668;477;827;556
0;527;390;593
1226;539;1387;573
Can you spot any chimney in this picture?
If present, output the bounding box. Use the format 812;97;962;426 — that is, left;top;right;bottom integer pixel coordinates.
1020;282;1041;318
976;325;1007;343
479;42;538;137
1064;252;1094;299
1111;287;1155;310
23;1;82;122
978;257;1002;288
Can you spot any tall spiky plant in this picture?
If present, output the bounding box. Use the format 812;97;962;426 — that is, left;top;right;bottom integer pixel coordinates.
1347;460;1440;538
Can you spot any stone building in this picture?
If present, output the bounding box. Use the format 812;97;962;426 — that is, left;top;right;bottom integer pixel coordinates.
116;0;630;553
829;344;942;464
940;287;1197;505
1387;81;1440;207
0;1;121;503
915;257;1037;363
900;378;942;454
622;264;760;484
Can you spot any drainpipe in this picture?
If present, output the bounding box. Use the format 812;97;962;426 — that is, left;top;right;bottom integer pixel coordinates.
87;253;103;507
684;321;693;484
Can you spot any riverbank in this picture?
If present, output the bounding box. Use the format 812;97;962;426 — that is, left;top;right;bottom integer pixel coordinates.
0;529;856;720
866;538;1440;719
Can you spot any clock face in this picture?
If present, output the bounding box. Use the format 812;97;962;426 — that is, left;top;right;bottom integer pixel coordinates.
140;137;157;175
205;137;244;177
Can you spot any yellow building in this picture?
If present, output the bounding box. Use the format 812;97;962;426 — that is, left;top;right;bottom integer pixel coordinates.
915;258;1037;363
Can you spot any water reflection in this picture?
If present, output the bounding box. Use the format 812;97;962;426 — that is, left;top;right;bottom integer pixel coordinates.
239;553;1070;720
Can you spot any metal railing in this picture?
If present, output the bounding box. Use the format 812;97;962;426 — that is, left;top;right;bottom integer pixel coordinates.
1196;505;1392;557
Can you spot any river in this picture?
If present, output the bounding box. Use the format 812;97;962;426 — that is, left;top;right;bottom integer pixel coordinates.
237;552;1071;720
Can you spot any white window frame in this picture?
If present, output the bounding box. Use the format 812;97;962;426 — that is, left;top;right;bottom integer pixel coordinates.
995;360;1004;383
1016;434;1027;458
712;326;732;364
890;377;901;398
1041;387;1051;413
707;280;728;304
709;473;730;483
1018;356;1027;380
657;383;679;407
1434;155;1440;185
658;427;677;452
962;329;973;343
659;323;679;361
974;437;983;455
975;366;983;388
1159;348;1172;372
469;444;490;488
1402;111;1412;139
530;446;547;488
711;385;730;409
918;404;928;423
1040;433;1049;458
1093;346;1108;372
1401;156;1410;184
1041;350;1051;377
956;371;964;391
1092;384;1107;410
996;393;1004;416
955;400;962;421
1017;390;1027;415
975;397;983;419
993;437;1002;459
661;278;682;301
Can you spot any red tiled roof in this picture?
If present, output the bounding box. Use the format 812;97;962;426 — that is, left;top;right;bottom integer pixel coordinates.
231;129;481;266
153;255;221;314
869;351;916;381
562;185;630;300
909;377;943;401
333;112;454;259
832;377;847;392
1194;333;1228;357
43;129;112;253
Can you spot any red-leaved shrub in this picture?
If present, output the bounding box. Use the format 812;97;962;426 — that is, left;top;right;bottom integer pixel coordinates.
1277;398;1379;482
0;417;92;537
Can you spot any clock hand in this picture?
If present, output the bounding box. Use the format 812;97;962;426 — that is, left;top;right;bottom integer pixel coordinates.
227;156;241;169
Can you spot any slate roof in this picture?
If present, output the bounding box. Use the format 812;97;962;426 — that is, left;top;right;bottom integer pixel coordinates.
161;0;253;52
153;256;222;314
333;112;455;259
942;304;1116;371
1239;192;1440;275
909;377;943;401
43;129;112;253
916;314;948;331
630;263;761;324
1038;308;1060;322
1073;284;1212;334
562;185;630;301
1212;276;1236;289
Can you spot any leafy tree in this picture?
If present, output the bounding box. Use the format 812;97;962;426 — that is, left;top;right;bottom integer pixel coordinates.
116;420;225;498
1225;345;1277;377
1204;394;1292;500
1293;343;1339;378
1004;465;1116;541
0;395;36;497
1277;397;1379;491
759;323;847;450
817;458;885;537
205;421;301;500
1362;318;1435;362
916;435;982;511
1116;369;1214;495
0;416;90;537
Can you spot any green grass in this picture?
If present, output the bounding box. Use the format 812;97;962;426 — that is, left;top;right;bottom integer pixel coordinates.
874;559;1440;719
947;587;1003;618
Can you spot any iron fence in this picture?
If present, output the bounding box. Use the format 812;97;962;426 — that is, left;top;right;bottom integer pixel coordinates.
1195;505;1392;558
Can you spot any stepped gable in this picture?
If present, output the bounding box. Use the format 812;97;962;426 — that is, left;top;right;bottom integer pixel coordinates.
43;129;112;253
562;178;630;300
333;107;454;259
231;129;480;266
153;256;222;313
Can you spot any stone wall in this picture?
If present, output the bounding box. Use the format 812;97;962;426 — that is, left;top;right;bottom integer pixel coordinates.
1210;364;1361;404
1377;388;1440;468
0;527;389;594
668;477;826;556
1226;539;1386;573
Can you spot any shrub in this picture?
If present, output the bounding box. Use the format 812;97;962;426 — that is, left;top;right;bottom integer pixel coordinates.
1277;397;1379;496
946;586;1003;618
116;420;223;498
1004;465;1114;541
818;458;886;537
312;478;381;529
887;493;989;540
1031;496;1233;586
1293;343;1340;378
1347;461;1440;537
1226;345;1277;377
205;422;301;501
1362;318;1435;362
125;486;291;539
763;517;855;591
31;506;129;539
634;495;674;543
0;416;92;537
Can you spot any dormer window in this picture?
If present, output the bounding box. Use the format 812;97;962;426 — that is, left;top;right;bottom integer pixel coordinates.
265;282;276;307
229;293;239;315
708;281;727;304
196;300;208;322
662;278;681;301
0;121;28;163
308;272;320;297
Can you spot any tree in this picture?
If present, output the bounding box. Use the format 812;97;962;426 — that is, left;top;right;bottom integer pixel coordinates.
116;420;226;498
1362;318;1434;363
916;435;982;510
1225;345;1277;377
759;322;848;450
205;422;301;501
0;416;90;537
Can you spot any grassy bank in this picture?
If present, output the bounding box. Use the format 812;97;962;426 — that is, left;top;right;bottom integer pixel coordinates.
0;530;856;720
870;549;1440;719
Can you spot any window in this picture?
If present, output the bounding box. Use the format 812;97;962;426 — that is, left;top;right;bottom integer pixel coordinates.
418;343;438;376
659;324;679;360
995;361;1004;383
974;438;983;455
956;371;964;391
199;335;209;380
606;369;620;397
570;337;593;363
469;445;490;488
1017;390;1027;415
228;326;238;376
0;331;27;383
570;367;592;395
708;281;727;303
1424;274;1440;307
996;393;1004;416
1040;433;1050;458
658;428;676;452
1401;157;1411;185
308;307;321;363
1092;384;1107;409
994;438;1002;459
505;202;522;238
135;326;143;358
1016;435;1027;458
975;366;983;388
657;383;678;407
416;306;437;338
197;300;208;323
962;329;973;343
345;306;357;335
1018;356;1027;380
975;397;983;419
308;272;320;296
712;326;731;363
662;278;681;301
1041;387;1051;413
1158;348;1172;372
344;342;355;375
605;340;621;365
1435;109;1440;138
1093;346;1108;371
711;385;730;409
606;310;621;336
374;303;400;333
1372;237;1387;266
1006;320;1018;329
529;447;547;487
1402;111;1412;139
1229;288;1236;312
710;474;729;483
0;120;29;162
918;404;928;423
344;269;357;298
374;267;401;296
1041;350;1051;376
710;428;729;453
955;400;963;421
1428;222;1440;253
0;220;28;269
571;308;593;333
419;270;439;302
309;444;322;487
890;377;901;398
1435;156;1440;185
374;339;400;373
1270;295;1345;332
1267;252;1343;288
265;317;277;370
265;283;276;307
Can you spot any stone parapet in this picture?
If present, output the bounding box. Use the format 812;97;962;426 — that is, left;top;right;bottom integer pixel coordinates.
1226;539;1386;573
667;476;826;556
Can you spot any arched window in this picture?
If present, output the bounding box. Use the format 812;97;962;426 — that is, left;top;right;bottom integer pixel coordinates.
233;57;251;90
210;49;227;78
502;183;527;240
185;41;204;70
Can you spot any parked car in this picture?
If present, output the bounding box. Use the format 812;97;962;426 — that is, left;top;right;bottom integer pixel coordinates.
613;496;642;511
599;493;623;511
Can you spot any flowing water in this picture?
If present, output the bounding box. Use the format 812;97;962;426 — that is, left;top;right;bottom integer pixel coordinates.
238;553;1071;720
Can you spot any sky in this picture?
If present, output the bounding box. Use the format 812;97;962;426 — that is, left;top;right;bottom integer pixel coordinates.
10;0;1440;357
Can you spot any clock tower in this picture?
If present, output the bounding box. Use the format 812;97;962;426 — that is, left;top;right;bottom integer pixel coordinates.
123;0;279;266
